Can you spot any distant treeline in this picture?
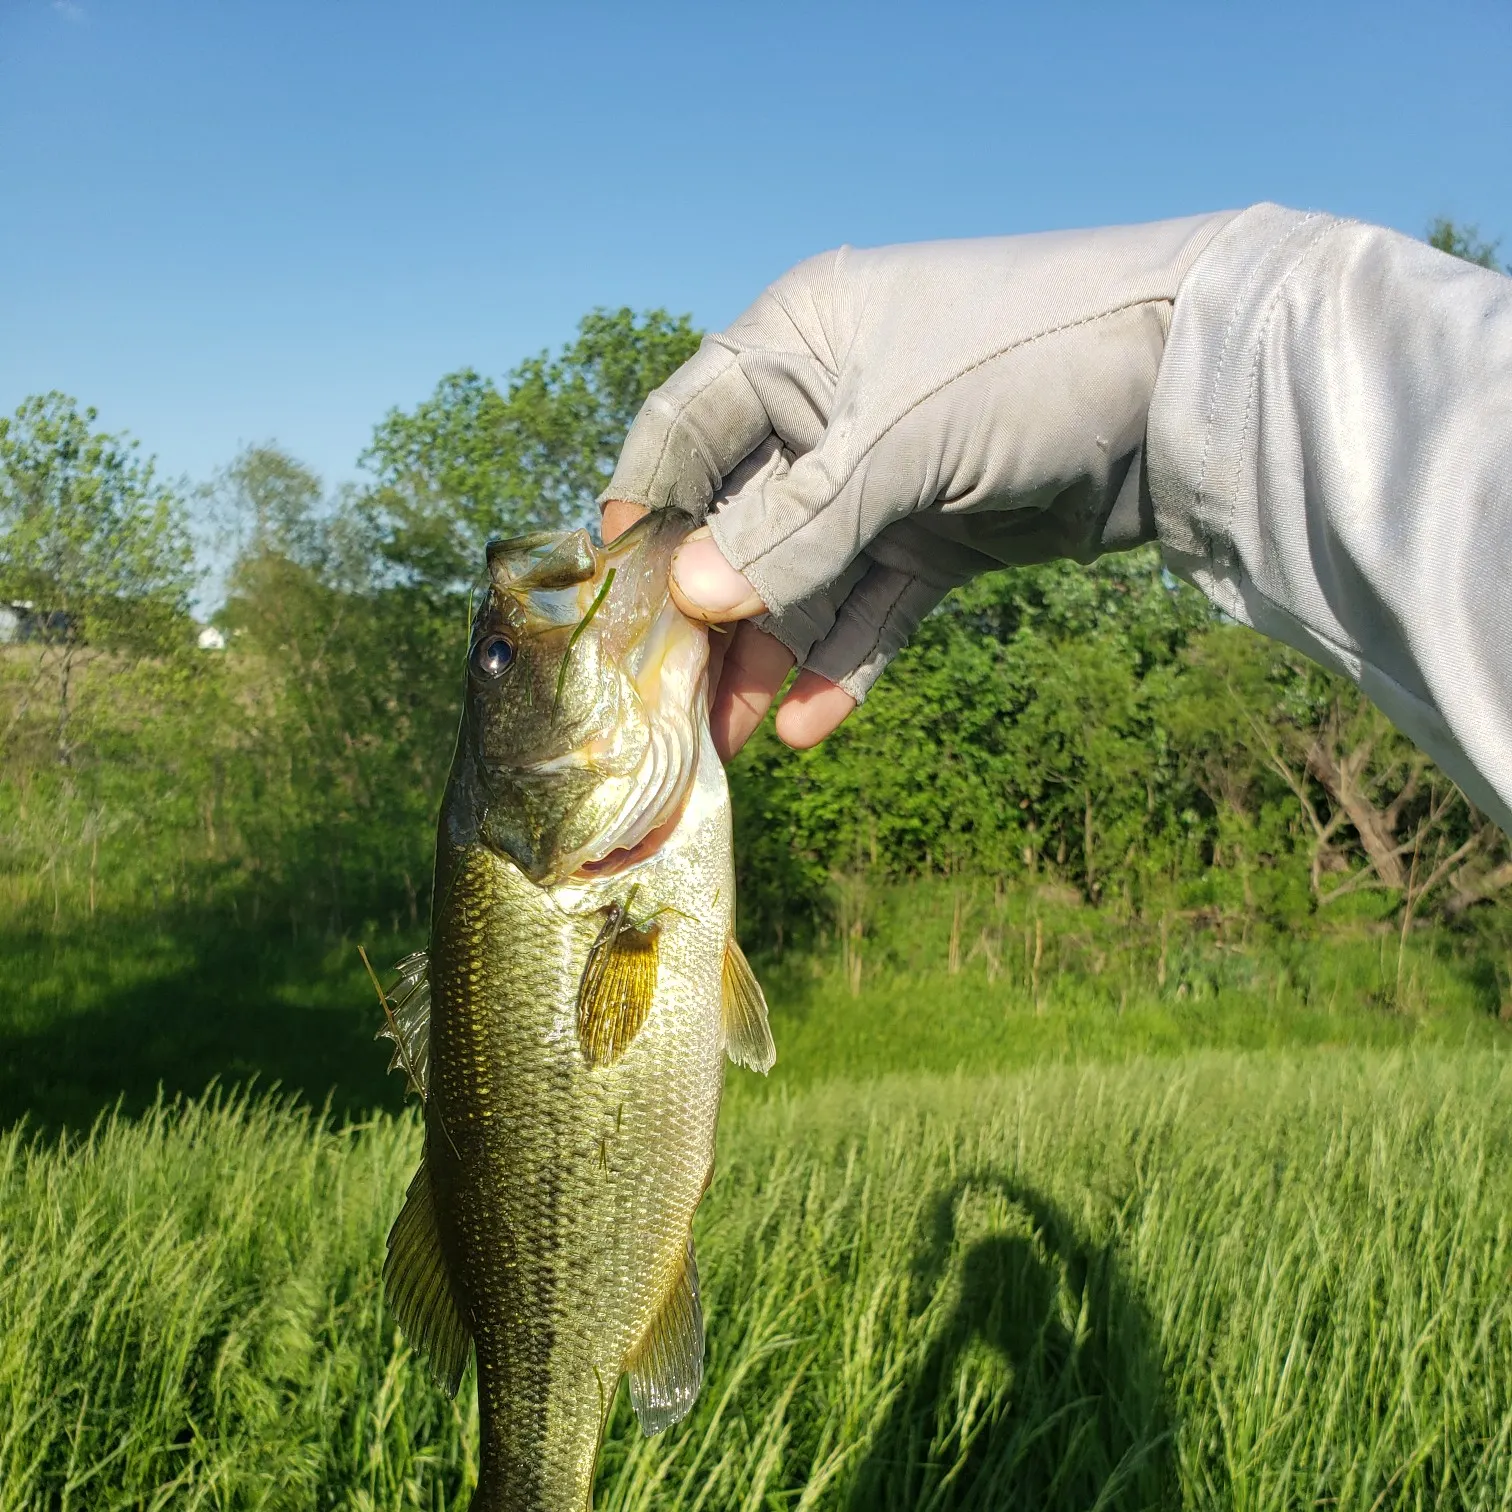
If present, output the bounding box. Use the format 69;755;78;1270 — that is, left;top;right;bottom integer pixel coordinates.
3;221;1509;947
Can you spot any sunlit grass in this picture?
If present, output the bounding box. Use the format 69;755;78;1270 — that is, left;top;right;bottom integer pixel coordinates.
751;879;1511;1091
6;878;1508;1131
5;1053;1512;1509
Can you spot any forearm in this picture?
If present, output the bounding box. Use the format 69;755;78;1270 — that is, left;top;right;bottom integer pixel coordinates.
1148;203;1512;830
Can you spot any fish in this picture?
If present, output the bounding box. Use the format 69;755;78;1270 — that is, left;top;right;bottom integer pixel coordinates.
374;511;775;1512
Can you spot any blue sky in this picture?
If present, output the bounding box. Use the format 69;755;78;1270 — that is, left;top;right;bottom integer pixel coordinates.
3;0;1509;495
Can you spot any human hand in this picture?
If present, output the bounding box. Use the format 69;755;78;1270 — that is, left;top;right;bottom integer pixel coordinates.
602;496;830;759
603;208;1238;757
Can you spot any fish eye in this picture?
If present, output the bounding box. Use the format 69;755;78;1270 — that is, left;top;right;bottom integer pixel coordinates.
470;632;516;679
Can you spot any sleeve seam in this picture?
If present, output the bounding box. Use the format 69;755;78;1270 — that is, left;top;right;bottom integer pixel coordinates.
1189;210;1328;567
1220;217;1353;577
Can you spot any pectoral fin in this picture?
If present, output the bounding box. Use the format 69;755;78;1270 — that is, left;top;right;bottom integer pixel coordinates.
627;1238;704;1436
722;936;775;1074
578;904;660;1066
375;950;431;1101
383;1158;471;1397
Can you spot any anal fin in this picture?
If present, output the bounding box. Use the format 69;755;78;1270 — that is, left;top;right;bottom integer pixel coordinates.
722;936;775;1074
383;1157;472;1397
627;1237;704;1436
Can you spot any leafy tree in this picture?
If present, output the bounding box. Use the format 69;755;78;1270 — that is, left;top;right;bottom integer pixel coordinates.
1427;217;1505;271
1175;626;1509;917
0;393;193;762
731;550;1221;932
362;308;701;586
214;446;336;574
214;446;454;933
10;295;1508;954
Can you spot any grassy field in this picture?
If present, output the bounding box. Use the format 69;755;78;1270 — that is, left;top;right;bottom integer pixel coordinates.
754;880;1511;1089
3;884;1512;1509
5;879;1507;1130
5;1057;1512;1510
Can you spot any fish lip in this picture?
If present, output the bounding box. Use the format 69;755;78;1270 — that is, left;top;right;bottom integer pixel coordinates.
479;513;706;886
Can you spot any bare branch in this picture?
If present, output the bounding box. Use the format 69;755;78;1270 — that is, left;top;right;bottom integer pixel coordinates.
1444;859;1512;917
1417;835;1484;900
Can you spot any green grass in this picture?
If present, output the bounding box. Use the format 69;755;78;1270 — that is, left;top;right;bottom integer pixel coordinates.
4;881;1512;1507
5;1055;1512;1509
5;879;1508;1130
750;880;1511;1090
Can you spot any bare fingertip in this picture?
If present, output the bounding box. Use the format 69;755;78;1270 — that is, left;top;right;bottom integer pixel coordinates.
671;535;767;621
774;673;857;749
601;498;648;543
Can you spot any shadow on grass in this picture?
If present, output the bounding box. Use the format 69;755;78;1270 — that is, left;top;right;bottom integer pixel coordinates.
848;1179;1178;1512
0;911;419;1133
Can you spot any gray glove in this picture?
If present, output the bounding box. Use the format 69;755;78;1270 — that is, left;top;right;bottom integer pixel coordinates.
602;210;1238;699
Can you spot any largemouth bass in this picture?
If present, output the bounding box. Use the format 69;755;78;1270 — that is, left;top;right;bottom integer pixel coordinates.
376;512;774;1512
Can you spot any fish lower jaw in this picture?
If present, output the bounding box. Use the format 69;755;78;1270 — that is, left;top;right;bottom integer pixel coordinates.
572;793;690;880
557;702;701;880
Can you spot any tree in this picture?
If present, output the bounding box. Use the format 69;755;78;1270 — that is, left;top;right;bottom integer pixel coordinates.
1170;623;1512;921
362;308;701;587
1427;217;1504;271
210;444;373;591
0;393;193;762
210;444;463;932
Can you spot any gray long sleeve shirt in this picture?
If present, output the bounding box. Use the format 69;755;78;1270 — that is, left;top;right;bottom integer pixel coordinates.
1149;203;1512;832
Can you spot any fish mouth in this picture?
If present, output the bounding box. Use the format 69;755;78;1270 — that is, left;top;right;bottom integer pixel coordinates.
502;534;708;885
573;793;691;880
560;597;707;878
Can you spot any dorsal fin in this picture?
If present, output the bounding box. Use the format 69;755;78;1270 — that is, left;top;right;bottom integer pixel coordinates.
375;950;431;1100
578;903;660;1067
722;937;775;1074
627;1237;704;1436
383;1158;472;1397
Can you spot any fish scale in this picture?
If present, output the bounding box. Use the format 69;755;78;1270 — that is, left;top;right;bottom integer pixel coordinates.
376;514;774;1512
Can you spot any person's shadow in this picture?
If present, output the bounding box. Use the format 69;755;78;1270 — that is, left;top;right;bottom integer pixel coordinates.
845;1178;1176;1511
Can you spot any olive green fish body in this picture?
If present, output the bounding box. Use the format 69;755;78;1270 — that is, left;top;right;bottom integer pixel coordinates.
429;736;730;1509
379;516;772;1512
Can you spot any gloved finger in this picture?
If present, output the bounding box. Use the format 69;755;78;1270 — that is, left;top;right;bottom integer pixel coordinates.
666;439;792;621
773;670;858;749
750;552;870;664
799;560;960;703
711;621;796;761
702;360;1030;617
600;255;842;519
669;437;871;629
